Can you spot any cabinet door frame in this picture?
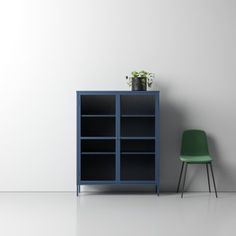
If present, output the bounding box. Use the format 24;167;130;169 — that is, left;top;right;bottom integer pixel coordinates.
155;93;160;193
77;92;117;184
116;94;120;183
119;92;157;183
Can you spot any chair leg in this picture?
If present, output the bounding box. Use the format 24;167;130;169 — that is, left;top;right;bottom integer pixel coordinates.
209;163;218;198
181;163;188;198
177;162;184;193
206;163;211;192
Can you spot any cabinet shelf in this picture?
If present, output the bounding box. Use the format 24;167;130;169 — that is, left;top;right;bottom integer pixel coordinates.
79;180;156;184
82;114;115;117
121;152;155;155
81;137;116;140
120;137;155;140
120;180;156;184
82;152;116;155
121;114;155;117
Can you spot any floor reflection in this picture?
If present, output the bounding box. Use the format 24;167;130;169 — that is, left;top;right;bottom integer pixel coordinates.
0;192;234;236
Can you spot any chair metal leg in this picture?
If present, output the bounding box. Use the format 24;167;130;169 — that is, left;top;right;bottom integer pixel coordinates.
206;163;211;192
209;163;218;198
181;163;188;198
177;162;184;193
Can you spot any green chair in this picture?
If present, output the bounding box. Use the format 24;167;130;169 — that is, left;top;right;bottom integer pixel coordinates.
176;129;218;198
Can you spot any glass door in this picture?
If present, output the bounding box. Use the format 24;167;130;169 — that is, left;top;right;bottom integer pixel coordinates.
80;95;116;181
120;95;156;181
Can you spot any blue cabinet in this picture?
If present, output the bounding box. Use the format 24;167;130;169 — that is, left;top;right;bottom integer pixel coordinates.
77;91;160;195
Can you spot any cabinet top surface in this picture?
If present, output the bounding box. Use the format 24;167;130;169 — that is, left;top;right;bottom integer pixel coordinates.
77;90;159;94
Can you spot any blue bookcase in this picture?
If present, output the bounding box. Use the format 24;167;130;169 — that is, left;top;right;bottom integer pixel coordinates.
76;91;160;195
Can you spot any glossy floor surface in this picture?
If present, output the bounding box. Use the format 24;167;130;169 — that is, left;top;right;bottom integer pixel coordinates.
0;192;234;236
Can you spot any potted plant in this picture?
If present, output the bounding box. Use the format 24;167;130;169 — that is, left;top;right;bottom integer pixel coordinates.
126;70;154;91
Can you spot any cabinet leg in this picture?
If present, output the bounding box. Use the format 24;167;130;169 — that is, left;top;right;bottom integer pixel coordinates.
156;185;159;196
77;185;80;196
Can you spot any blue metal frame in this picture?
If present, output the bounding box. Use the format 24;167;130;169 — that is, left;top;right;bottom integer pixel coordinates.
155;92;160;195
76;93;81;196
76;91;160;195
116;94;121;183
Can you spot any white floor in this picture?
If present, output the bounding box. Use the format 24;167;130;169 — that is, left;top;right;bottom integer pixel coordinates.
0;192;235;236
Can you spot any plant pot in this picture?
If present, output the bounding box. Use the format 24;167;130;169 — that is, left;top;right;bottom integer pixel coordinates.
131;77;147;91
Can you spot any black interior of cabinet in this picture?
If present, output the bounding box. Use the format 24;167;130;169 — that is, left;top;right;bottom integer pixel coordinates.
121;95;155;115
121;117;155;137
81;117;115;137
81;140;115;152
81;95;115;115
121;154;155;180
81;155;115;180
121;140;155;152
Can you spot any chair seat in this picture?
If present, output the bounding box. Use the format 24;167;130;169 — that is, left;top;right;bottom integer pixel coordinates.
180;155;212;163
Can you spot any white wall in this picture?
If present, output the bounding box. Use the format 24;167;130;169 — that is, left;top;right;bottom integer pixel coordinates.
0;0;235;191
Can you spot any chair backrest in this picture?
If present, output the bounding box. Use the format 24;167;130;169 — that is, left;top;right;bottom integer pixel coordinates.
181;130;209;156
